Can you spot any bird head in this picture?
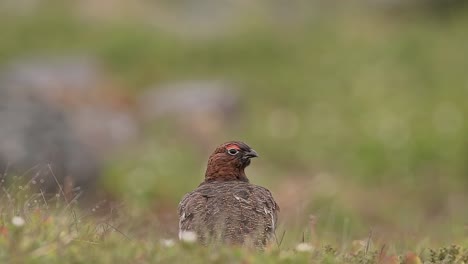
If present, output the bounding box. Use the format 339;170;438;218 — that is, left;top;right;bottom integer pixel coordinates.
204;141;258;182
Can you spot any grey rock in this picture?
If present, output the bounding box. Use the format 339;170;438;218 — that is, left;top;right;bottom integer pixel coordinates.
0;56;139;197
139;80;239;120
138;80;241;148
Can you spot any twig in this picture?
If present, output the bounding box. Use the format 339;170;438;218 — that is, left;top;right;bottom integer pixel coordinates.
20;164;41;179
378;244;387;263
365;229;373;255
71;209;79;233
0;161;9;188
2;161;9;177
278;230;286;248
25;170;43;188
106;222;132;241
39;188;48;209
274;229;286;249
47;164;69;207
62;191;83;212
2;187;13;204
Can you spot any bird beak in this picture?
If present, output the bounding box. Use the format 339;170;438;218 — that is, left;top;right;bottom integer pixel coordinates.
244;149;259;158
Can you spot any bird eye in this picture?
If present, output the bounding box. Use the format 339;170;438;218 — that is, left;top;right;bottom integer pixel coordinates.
227;148;239;155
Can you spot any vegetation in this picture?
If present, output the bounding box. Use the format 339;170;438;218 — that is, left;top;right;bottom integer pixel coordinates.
0;184;466;263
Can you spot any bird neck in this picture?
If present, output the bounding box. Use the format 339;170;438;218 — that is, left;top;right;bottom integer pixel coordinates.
204;166;249;182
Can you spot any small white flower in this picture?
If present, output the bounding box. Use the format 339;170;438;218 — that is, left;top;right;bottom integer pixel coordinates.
161;239;175;248
12;216;25;227
296;242;314;252
179;231;197;243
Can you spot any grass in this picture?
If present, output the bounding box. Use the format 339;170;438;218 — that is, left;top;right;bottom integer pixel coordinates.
0;178;467;263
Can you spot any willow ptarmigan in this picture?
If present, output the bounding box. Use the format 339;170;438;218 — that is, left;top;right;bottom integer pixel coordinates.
178;141;279;248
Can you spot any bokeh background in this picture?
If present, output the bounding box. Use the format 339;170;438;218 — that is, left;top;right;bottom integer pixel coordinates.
1;0;467;248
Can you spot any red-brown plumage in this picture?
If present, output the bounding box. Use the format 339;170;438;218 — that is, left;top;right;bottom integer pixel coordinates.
204;141;256;182
178;141;279;248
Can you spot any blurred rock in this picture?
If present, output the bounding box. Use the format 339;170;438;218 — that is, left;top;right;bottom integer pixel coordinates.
0;56;139;197
0;87;99;197
2;56;139;154
138;80;241;148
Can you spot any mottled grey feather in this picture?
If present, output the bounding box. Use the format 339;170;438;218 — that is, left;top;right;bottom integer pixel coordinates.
178;181;279;248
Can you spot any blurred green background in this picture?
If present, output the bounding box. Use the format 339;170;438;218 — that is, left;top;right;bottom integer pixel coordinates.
1;0;467;247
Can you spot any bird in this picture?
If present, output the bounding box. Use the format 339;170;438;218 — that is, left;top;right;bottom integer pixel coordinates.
178;141;279;248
